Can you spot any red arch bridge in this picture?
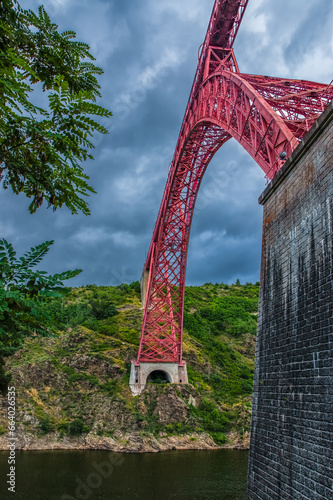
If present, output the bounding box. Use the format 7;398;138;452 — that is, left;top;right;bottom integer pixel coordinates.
129;0;333;395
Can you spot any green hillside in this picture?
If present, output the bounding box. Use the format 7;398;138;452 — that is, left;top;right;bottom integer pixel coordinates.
0;282;258;451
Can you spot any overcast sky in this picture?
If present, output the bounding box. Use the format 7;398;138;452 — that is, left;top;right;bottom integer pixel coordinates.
2;0;333;287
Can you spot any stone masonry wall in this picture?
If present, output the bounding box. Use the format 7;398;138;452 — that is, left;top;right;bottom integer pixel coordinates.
247;101;333;500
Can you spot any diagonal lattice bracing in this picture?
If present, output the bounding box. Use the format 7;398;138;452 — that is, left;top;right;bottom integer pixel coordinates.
136;0;333;365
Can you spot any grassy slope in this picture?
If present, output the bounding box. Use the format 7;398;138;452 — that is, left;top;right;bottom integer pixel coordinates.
0;282;258;448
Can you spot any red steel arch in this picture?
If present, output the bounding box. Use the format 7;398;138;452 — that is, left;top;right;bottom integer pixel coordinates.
136;0;333;364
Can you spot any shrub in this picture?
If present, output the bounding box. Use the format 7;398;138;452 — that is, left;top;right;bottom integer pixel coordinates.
57;421;69;432
69;418;90;435
39;415;54;434
211;432;227;445
129;281;141;294
190;398;231;433
90;299;117;320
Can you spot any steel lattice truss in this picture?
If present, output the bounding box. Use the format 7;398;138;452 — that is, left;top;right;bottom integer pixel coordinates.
136;0;333;364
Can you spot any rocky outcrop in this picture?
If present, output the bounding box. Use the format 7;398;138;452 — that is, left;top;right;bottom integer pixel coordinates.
0;431;219;453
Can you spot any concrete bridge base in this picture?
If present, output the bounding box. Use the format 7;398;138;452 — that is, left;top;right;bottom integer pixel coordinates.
129;361;188;396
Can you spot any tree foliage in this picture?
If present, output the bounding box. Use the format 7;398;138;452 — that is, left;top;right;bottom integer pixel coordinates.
0;0;112;214
0;238;82;357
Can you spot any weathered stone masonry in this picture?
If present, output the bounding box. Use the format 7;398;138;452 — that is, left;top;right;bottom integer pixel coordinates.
247;100;333;500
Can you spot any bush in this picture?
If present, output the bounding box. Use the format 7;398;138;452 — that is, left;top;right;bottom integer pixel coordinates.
190;398;231;434
69;418;90;435
90;299;117;320
211;432;227;445
129;281;141;294
241;380;253;393
82;317;100;331
39;415;54;434
57;421;69;432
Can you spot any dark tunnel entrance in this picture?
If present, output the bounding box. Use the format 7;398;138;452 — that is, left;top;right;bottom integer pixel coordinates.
146;370;171;384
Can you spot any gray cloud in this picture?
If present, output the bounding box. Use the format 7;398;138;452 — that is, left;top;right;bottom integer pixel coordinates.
4;0;332;287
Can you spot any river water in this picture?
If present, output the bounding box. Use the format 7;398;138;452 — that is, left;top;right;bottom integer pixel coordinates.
0;449;248;500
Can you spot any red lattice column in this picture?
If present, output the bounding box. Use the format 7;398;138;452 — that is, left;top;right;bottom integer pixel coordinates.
130;0;333;395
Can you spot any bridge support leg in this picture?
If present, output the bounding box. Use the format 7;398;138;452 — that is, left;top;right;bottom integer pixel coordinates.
129;361;188;396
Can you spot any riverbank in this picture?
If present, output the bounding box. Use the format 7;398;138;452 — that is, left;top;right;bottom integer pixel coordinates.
0;428;250;452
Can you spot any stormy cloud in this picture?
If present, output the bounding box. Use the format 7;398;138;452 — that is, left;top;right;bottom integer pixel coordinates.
2;0;332;286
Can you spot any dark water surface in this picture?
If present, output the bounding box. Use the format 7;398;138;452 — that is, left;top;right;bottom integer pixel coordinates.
0;449;248;500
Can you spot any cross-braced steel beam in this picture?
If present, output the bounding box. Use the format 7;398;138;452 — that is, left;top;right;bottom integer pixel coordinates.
135;0;333;366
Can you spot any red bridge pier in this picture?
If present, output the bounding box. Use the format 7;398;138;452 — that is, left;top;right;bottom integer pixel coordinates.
129;270;188;396
130;0;333;397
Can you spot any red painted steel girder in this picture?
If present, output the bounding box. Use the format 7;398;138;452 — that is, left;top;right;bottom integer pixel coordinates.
242;74;333;136
191;0;249;99
136;0;333;364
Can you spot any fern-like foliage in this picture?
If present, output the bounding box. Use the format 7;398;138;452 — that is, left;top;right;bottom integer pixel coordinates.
0;0;112;215
0;238;82;358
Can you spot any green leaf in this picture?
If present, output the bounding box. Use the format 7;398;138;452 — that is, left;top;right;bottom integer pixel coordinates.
0;236;82;354
0;0;112;214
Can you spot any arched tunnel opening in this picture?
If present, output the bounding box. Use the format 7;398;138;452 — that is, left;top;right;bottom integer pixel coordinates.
146;370;171;385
